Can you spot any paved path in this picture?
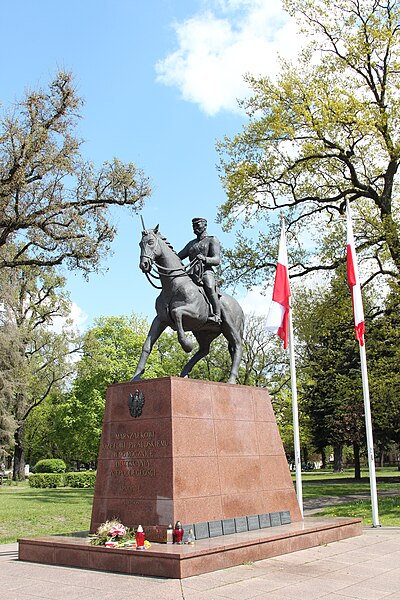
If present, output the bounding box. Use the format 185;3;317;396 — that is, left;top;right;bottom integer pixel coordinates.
2;527;400;599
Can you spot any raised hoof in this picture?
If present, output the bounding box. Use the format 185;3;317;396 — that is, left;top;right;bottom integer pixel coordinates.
180;339;194;353
130;374;142;381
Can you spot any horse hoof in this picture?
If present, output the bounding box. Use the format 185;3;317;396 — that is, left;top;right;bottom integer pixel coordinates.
180;339;194;353
130;375;142;381
227;376;237;384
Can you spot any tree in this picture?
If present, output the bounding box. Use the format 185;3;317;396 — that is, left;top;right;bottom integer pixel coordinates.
0;263;80;478
217;0;400;289
0;71;151;273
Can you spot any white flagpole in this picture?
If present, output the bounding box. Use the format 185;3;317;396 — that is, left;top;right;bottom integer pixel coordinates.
359;343;380;527
346;201;380;527
288;299;303;516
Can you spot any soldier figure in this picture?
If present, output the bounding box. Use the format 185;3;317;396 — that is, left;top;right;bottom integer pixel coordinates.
178;217;222;324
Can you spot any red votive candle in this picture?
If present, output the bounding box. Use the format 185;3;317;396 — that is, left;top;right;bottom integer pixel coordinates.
173;521;184;544
135;525;145;548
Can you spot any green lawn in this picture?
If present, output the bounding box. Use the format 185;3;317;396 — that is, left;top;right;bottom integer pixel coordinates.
0;484;93;544
319;496;400;526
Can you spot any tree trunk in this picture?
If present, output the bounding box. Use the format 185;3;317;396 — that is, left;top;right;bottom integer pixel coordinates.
13;422;25;480
333;444;343;472
353;442;361;480
321;447;327;468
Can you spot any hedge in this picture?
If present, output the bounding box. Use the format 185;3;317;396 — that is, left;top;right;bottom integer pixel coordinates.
28;470;96;489
64;471;97;488
29;473;65;488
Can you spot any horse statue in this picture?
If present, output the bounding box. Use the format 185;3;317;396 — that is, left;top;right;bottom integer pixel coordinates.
131;225;244;384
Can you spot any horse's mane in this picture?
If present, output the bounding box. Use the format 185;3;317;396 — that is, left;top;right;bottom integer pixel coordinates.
147;228;179;257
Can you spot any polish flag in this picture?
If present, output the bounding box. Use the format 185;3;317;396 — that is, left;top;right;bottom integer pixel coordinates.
346;201;365;346
266;222;291;349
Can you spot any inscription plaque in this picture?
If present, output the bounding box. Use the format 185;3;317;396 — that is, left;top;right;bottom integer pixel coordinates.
235;516;248;533
259;513;271;528
208;520;223;538
280;510;291;525
194;522;209;540
222;519;236;535
270;512;281;527
247;515;260;531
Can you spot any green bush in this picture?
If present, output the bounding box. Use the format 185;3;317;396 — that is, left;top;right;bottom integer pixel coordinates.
65;471;96;488
29;473;65;488
34;459;66;473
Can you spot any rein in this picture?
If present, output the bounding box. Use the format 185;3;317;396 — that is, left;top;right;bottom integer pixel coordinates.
142;256;200;290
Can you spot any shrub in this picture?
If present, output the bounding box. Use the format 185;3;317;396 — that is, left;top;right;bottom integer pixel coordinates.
65;471;97;488
34;459;67;473
28;473;65;488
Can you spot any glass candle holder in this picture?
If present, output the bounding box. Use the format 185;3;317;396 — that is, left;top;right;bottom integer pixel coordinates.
173;521;184;544
135;525;145;549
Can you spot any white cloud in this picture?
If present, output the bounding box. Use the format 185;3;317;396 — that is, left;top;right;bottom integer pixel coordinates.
156;0;304;115
51;302;88;334
237;285;272;317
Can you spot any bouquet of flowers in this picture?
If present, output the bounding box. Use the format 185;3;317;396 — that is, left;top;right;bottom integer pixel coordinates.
89;519;151;549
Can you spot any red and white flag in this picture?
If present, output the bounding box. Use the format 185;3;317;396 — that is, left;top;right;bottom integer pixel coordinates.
346;201;365;346
266;221;291;349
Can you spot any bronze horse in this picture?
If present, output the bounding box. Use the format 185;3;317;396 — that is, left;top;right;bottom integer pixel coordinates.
131;226;244;384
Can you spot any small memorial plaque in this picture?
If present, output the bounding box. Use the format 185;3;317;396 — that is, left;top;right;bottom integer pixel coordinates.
259;513;271;528
182;524;193;543
270;512;281;527
247;515;260;531
280;510;291;525
194;522;209;540
208;520;223;538
222;518;235;535
235;516;248;533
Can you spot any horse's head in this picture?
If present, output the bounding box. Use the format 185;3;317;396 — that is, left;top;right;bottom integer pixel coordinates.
139;225;161;272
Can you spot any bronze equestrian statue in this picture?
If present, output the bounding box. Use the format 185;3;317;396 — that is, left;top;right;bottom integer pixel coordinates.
131;219;244;384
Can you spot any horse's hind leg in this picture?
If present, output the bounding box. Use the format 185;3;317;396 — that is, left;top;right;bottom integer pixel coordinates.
180;333;215;378
131;316;166;380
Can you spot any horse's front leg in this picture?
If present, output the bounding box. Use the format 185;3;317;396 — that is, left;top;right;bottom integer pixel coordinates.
131;316;166;380
180;333;214;377
170;307;194;353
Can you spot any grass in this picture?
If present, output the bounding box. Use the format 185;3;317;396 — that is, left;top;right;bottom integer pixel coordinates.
319;496;400;527
0;483;93;544
0;467;399;543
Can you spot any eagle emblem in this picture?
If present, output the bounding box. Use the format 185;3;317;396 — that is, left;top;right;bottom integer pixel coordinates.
128;390;145;418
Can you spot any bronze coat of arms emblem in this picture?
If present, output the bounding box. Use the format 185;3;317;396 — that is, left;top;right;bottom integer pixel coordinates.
128;390;145;418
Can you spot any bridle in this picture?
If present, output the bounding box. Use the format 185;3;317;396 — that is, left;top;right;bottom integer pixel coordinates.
140;233;201;290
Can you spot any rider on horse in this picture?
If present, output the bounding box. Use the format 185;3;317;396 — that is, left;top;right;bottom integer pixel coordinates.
178;218;222;325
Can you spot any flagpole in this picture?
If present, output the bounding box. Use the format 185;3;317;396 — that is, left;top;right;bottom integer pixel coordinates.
346;200;380;527
359;342;380;527
288;300;303;516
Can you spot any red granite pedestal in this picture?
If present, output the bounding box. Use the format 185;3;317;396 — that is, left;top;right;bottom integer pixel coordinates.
90;377;302;537
18;378;363;578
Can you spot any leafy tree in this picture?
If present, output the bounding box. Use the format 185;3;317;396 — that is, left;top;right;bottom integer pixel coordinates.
217;0;400;288
0;263;79;478
0;71;151;273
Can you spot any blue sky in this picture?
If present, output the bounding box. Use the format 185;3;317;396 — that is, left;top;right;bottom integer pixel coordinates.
1;1;303;329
